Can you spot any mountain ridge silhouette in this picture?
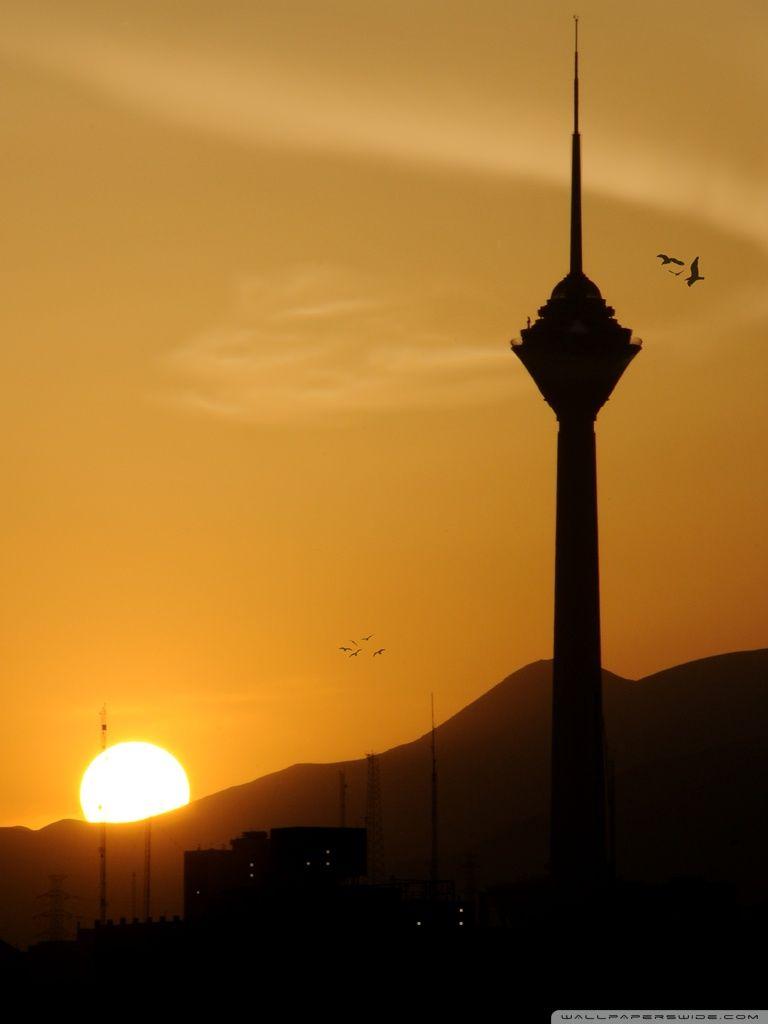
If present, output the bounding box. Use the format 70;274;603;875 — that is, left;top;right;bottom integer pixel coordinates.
2;647;766;949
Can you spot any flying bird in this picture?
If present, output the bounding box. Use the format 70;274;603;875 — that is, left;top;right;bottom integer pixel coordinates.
373;649;386;657
657;254;685;266
339;647;353;653
348;650;361;657
686;257;705;287
360;634;374;642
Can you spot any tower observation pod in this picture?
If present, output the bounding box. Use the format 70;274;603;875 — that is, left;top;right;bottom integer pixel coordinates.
511;19;641;891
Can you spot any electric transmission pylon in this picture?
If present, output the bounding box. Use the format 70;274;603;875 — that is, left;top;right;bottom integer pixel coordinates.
34;875;74;942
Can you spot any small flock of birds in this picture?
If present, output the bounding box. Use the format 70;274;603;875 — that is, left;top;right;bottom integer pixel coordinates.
657;253;705;287
339;634;385;658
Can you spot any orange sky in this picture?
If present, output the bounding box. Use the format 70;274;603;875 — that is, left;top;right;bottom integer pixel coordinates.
1;1;767;827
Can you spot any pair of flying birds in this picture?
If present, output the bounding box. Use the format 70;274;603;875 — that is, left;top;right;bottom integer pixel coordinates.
339;635;386;657
657;254;705;286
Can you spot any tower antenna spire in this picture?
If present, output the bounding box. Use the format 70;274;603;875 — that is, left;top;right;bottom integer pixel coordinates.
570;14;582;275
573;15;579;133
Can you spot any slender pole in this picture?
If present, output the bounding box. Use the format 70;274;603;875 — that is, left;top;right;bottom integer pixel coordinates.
143;817;152;921
99;705;107;925
573;15;579;133
430;693;439;892
570;15;583;275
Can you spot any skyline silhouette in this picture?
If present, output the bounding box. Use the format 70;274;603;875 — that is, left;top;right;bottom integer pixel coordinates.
0;646;766;1017
2;645;767;952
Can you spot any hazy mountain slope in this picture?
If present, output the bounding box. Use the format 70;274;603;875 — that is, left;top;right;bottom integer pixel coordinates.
0;648;766;949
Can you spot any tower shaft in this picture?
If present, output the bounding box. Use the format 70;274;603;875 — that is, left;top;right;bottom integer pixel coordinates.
338;769;347;828
551;413;606;883
365;753;384;883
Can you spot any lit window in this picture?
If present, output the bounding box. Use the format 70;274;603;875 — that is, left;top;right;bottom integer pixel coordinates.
249;873;254;878
305;861;311;866
195;890;200;895
459;921;464;927
459;908;464;914
416;921;422;926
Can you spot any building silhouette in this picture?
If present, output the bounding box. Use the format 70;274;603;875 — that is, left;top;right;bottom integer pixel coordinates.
183;827;462;933
511;23;640;889
184;827;367;920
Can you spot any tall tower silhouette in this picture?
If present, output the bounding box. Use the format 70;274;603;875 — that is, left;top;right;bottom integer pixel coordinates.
365;752;384;883
512;20;640;889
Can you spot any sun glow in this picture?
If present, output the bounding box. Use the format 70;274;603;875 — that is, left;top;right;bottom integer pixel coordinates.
80;742;190;823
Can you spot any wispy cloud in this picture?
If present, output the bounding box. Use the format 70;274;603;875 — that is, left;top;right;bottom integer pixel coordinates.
3;19;768;252
159;266;514;422
1;20;553;182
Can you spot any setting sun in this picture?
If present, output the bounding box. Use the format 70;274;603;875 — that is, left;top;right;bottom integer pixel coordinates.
80;742;190;823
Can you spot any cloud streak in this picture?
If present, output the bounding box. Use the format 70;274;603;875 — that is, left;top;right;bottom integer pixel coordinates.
3;19;768;253
160;266;514;422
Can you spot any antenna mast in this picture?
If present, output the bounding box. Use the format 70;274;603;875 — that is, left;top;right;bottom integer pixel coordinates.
143;817;152;920
430;693;439;892
573;14;579;133
570;14;583;275
98;705;107;925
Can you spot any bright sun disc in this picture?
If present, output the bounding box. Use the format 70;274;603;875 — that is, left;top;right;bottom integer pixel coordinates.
80;742;190;823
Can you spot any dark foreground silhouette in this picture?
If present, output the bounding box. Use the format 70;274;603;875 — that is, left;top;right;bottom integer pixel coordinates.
1;648;767;1009
9;875;766;1012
